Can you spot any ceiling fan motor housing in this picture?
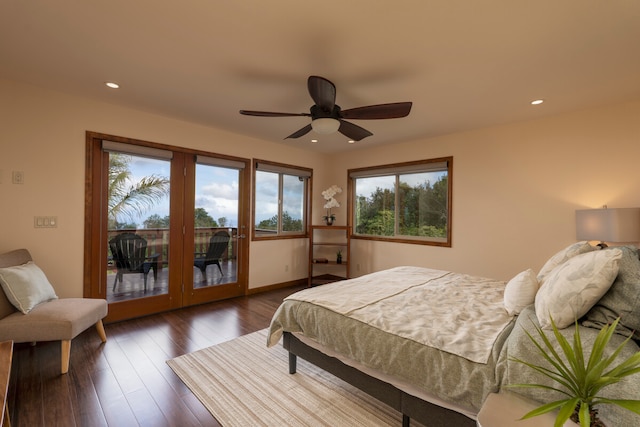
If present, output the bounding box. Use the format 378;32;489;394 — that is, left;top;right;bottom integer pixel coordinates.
310;104;342;119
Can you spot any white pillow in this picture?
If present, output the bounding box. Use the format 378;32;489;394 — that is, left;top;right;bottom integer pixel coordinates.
536;241;595;284
0;261;58;314
503;268;539;316
534;248;622;329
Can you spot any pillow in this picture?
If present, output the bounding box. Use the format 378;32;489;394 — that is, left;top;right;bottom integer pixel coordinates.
534;248;622;329
536;241;595;284
503;268;539;316
0;261;58;314
583;246;640;339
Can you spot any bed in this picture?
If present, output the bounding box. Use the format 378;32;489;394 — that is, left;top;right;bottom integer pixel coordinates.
267;243;640;426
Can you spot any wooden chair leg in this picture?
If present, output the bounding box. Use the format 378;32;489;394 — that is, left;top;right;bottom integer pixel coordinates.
95;320;107;343
61;340;71;374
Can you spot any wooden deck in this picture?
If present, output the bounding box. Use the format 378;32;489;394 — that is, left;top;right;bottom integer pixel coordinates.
108;260;238;302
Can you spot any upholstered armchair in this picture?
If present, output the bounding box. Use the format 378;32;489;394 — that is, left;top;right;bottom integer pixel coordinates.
0;249;108;374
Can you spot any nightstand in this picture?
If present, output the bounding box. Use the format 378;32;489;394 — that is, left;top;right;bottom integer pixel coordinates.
476;392;570;427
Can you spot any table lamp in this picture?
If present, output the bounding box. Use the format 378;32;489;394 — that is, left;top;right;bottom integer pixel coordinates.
575;207;640;248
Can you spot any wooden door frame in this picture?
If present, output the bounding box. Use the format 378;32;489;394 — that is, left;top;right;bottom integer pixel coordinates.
84;131;251;322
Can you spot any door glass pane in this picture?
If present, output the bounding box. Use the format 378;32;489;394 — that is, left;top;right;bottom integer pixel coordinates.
107;152;171;302
193;163;239;288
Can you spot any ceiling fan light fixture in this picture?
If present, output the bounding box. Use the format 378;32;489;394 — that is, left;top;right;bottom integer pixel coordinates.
311;118;340;134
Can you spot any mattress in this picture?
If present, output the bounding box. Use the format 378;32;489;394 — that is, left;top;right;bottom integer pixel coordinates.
268;266;517;413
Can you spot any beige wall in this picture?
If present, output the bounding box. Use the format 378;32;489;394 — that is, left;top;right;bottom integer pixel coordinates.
330;100;640;280
0;78;326;296
2;77;639;298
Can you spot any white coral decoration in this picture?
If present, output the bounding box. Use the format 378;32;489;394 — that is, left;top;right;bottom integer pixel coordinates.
322;185;342;209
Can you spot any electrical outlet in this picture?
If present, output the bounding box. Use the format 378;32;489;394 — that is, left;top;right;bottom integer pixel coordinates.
12;170;24;184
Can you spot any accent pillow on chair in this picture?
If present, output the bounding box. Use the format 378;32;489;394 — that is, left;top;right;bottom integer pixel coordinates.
0;261;58;314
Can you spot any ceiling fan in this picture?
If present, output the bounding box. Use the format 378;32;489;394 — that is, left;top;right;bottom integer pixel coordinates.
239;75;412;141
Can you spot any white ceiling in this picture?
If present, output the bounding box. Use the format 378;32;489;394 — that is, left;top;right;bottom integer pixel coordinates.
1;1;639;153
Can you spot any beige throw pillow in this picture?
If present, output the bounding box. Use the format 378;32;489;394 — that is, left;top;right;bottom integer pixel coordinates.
536;241;595;284
534;249;622;329
0;261;59;314
504;268;539;316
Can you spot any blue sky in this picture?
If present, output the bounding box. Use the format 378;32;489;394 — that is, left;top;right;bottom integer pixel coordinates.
125;155;242;228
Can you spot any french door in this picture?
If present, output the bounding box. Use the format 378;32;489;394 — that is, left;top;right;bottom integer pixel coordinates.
84;132;250;322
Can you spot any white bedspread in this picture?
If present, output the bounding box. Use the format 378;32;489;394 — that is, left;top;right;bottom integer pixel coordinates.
275;266;513;364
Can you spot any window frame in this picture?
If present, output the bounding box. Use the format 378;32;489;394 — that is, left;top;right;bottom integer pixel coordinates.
252;159;312;240
348;156;452;247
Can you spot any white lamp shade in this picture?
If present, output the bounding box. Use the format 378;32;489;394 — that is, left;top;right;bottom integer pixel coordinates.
311;118;340;134
576;208;640;243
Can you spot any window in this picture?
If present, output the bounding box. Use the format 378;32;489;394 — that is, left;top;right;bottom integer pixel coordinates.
253;160;312;239
349;157;452;246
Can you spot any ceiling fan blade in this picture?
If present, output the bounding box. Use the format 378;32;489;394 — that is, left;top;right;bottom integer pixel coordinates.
340;102;412;120
307;76;336;113
338;120;373;141
240;110;310;117
285;124;313;139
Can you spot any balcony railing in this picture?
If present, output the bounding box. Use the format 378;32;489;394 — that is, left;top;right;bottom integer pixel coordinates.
107;227;237;270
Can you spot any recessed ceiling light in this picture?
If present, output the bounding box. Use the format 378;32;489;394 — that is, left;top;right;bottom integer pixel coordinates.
531;99;544;105
348;140;355;144
105;82;120;89
311;139;318;143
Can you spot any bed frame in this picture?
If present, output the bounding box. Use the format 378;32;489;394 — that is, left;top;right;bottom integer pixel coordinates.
283;332;475;427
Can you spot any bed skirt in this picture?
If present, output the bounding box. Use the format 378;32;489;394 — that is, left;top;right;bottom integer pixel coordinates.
283;332;475;427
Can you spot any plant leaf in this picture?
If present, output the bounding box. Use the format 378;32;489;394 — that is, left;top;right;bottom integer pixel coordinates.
571;320;587;382
596;398;640;415
506;382;572;397
556;398;579;427
520;399;570;419
549;317;580;386
529;320;578;388
578;401;591;427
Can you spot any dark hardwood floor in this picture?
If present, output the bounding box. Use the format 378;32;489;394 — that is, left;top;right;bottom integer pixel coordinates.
7;285;305;427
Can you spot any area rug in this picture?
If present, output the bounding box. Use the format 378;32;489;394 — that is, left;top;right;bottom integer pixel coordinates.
167;329;421;426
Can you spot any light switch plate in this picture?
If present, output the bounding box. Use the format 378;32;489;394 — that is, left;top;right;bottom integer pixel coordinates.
34;216;58;228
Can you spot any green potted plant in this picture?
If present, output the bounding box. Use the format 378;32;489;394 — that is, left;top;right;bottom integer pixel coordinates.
509;317;640;427
336;250;342;264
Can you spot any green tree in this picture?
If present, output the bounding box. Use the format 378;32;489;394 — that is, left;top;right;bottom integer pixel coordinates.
282;211;302;232
108;153;170;229
257;212;301;232
355;187;395;235
257;214;278;231
355;175;447;237
143;214;170;229
194;208;218;228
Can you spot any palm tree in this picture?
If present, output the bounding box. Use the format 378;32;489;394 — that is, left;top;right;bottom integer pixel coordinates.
108;154;170;229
